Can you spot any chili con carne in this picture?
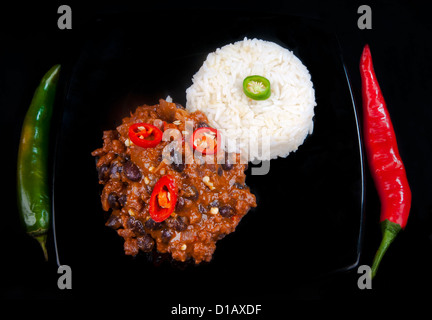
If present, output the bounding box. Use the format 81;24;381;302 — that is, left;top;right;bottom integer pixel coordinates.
360;44;412;279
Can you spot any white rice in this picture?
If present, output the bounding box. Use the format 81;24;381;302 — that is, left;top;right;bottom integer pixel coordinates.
185;38;316;162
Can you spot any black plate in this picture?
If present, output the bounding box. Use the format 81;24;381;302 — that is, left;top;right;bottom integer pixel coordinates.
53;10;364;299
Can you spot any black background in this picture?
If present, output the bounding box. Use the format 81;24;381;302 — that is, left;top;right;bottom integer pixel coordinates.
1;0;431;306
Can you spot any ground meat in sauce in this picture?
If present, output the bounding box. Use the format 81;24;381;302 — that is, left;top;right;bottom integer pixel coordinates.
91;99;256;264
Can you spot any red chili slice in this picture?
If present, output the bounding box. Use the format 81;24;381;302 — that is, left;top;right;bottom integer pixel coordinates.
128;123;163;148
149;175;178;222
190;127;219;155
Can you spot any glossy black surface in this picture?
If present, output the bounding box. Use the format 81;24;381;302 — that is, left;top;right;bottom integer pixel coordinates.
53;11;364;299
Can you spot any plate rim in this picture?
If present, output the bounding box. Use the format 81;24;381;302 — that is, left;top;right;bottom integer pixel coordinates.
50;12;366;279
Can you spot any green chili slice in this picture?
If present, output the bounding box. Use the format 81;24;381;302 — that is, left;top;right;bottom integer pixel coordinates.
243;75;271;100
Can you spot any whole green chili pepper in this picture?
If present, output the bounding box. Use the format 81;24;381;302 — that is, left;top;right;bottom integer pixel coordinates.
17;64;61;261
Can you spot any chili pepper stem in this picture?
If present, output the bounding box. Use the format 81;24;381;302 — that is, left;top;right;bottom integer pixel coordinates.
371;220;401;279
34;234;48;261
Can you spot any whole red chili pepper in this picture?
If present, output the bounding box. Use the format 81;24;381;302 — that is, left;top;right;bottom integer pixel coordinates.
360;44;412;278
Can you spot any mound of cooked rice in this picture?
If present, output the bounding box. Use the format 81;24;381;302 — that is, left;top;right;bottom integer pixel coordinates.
185;38;316;162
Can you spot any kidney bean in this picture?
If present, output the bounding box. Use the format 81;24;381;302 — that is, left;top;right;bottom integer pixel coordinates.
109;162;122;178
137;234;154;252
217;166;223;176
209;200;219;207
145;218;162;230
145;184;153;195
175;196;185;211
169;151;185;172
161;229;174;244
216;233;226;240
183;185;199;200
174;216;188;231
219;205;234;218
123;161;142;181
105;214;122;229
221;153;235;171
234;182;245;190
166;216;188;232
172;162;185;173
164;217;176;229
127;217;146;235
118;194;127;206
108;193;121;209
221;160;233;171
98;164;109;182
198;204;207;214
